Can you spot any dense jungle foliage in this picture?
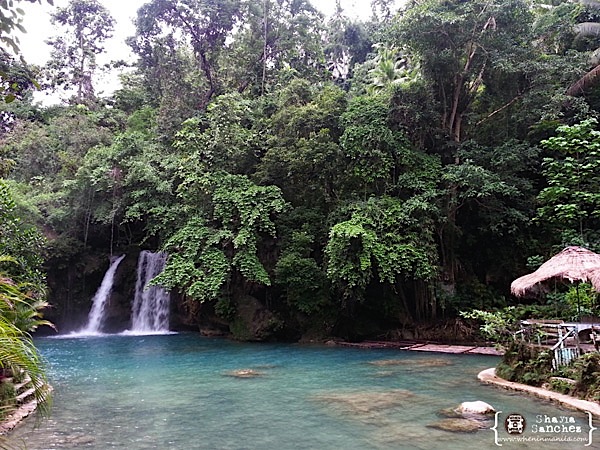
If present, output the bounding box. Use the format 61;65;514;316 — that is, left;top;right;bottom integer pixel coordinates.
2;0;600;342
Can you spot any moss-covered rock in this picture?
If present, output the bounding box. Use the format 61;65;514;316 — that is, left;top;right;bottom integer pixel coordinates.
229;295;283;341
427;418;484;433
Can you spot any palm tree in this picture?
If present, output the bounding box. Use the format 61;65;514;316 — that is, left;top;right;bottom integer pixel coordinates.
0;263;51;419
0;183;52;425
565;1;600;95
0;315;49;412
368;44;418;94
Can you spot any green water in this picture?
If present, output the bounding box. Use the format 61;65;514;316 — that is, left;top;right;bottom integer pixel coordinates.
7;334;593;449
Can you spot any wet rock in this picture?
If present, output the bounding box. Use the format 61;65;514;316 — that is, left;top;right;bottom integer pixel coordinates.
199;326;228;337
438;407;464;419
401;330;415;340
427;418;483;433
456;401;495;415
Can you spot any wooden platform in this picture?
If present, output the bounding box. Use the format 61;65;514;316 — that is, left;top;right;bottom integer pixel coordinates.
335;340;503;355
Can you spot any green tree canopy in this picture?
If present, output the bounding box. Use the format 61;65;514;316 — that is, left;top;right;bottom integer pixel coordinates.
538;118;600;247
44;0;114;105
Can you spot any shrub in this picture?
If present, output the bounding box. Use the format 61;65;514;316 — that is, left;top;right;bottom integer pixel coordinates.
573;353;600;401
0;381;16;416
496;341;553;386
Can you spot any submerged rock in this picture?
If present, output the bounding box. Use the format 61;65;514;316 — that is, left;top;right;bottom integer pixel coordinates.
427;418;484;433
314;389;415;415
368;358;453;367
372;370;395;378
224;369;263;378
55;433;96;447
367;359;405;366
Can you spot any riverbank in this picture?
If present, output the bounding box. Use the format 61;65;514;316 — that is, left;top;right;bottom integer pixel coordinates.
0;399;39;435
0;385;52;435
478;367;600;418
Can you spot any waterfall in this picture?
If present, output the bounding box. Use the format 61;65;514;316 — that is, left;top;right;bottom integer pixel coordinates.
129;250;171;334
78;254;125;335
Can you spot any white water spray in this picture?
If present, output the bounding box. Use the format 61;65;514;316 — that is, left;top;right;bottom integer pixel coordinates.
129;251;171;334
77;254;125;335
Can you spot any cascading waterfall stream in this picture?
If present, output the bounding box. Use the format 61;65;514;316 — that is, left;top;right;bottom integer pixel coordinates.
77;254;126;335
129;250;171;334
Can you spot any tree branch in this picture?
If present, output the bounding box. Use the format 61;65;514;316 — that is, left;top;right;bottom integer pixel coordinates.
476;95;522;126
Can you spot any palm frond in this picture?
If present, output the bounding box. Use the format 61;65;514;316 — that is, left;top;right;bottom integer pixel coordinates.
0;273;52;419
566;63;600;96
574;22;600;42
580;0;600;9
0;320;50;417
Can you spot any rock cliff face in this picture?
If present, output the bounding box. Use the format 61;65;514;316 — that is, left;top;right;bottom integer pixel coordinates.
44;250;138;334
43;249;114;334
43;248;235;336
229;295;284;341
99;253;137;333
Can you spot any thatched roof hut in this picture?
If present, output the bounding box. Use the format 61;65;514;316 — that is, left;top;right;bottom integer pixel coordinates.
583;267;600;293
511;246;600;297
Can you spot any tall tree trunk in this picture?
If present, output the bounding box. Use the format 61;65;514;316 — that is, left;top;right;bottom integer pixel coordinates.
262;0;268;95
439;24;490;294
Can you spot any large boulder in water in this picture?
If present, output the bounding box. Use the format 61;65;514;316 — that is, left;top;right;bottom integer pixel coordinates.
456;401;495;415
432;401;495;434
